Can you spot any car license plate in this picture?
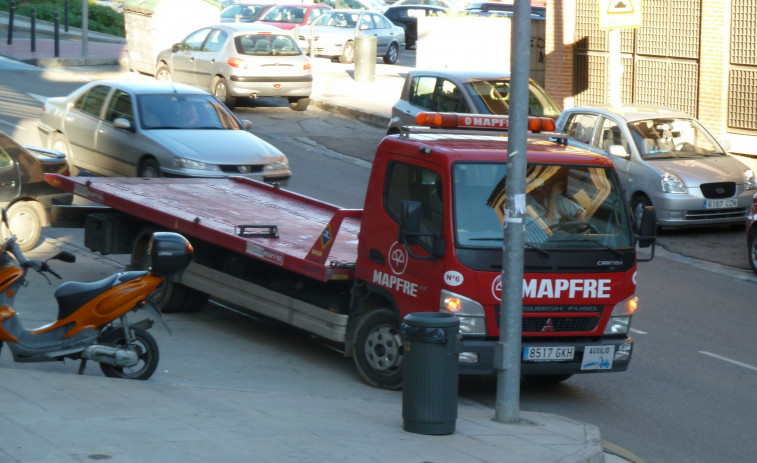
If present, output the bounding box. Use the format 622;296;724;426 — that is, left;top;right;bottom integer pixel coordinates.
704;198;737;209
523;346;574;362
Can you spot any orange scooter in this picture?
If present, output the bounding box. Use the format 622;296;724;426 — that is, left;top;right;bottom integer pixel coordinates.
0;216;193;380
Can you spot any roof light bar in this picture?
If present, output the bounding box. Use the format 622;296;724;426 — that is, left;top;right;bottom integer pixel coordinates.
415;112;556;132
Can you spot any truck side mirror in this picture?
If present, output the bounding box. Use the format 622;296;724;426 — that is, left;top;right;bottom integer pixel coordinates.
398;200;445;259
637;205;657;248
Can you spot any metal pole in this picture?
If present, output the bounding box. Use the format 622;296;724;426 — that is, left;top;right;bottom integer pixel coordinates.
30;7;36;53
65;0;69;33
7;2;14;45
54;13;60;58
494;0;530;424
81;0;88;57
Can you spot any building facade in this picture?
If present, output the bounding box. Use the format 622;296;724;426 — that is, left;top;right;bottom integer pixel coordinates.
544;0;757;157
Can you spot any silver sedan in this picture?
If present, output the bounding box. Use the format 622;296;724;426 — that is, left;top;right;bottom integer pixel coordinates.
37;80;291;183
298;9;405;64
155;23;312;111
556;105;757;228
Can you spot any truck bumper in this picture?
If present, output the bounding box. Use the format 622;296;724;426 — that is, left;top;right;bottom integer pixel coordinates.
458;337;633;376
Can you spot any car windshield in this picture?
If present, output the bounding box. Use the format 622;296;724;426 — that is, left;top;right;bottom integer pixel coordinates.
454;162;633;250
465;79;561;118
137;94;241;130
261;6;308;23
313;11;359;27
221;4;269;21
627;118;726;159
235;34;301;56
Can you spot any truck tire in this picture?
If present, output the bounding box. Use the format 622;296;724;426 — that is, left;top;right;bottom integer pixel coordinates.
131;233;189;313
351;308;403;390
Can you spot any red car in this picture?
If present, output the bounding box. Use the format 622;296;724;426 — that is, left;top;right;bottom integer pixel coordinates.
747;195;757;273
258;4;332;30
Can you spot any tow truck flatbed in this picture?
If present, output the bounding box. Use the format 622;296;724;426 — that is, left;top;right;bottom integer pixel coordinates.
45;175;361;283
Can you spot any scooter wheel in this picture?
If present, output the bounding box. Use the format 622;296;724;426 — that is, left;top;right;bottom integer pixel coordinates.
98;327;160;380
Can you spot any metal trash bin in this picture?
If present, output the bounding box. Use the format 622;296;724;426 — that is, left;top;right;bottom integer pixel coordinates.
354;35;376;82
401;312;460;435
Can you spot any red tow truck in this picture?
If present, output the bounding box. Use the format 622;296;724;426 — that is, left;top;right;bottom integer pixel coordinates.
46;112;656;390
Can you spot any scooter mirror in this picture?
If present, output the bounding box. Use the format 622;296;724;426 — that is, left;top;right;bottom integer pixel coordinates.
52;251;76;263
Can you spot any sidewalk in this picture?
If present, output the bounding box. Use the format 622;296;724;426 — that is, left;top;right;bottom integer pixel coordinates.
0;12;627;463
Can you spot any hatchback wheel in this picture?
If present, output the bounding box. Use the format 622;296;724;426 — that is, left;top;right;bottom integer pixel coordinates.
213;77;236;109
155;63;172;81
288;97;310;111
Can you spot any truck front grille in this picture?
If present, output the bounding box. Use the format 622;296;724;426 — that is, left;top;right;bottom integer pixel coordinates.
522;316;600;333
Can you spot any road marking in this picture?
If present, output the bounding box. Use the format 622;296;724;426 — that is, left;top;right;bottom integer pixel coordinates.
630;328;647;334
699;351;757;371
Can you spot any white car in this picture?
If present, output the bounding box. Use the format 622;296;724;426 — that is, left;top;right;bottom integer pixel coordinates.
37;80;291;183
299;9;405;64
556;105;757;228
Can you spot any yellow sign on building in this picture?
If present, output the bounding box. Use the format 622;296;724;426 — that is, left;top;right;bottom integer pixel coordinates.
598;0;642;29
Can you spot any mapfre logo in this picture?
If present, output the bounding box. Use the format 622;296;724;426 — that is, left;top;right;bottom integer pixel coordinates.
389;242;407;275
492;274;503;301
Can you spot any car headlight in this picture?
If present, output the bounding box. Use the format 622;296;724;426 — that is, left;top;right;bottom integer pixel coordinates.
440;289;487;337
173;157;221;171
263;158;289;172
745;169;757;190
661;172;687;194
604;295;637;336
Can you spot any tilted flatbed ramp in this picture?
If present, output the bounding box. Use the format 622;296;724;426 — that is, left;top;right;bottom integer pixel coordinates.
45;175;361;283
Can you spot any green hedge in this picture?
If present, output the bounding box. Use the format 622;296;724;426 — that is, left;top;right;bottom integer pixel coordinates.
0;1;125;37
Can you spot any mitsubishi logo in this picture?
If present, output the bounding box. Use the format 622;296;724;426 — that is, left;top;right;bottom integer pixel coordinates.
541;318;555;332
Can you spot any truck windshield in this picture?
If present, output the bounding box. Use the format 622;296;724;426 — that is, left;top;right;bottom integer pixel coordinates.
453;163;634;250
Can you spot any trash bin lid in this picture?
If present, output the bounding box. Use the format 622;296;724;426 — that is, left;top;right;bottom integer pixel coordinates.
403;312;459;328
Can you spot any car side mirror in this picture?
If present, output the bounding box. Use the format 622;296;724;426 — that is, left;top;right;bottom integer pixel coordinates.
172;43;180;52
113;118;133;131
637;205;656;248
241;120;253;130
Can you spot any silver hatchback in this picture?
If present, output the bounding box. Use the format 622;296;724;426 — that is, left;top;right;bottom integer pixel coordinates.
556;105;757;228
155;23;312;111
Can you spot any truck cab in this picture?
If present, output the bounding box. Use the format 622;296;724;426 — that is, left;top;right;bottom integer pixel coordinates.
354;112;655;387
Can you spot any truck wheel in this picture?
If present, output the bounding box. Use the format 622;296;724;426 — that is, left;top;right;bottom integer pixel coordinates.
98;327;159;380
339;41;355;64
180;288;210;313
351;308;403;390
213;76;236;109
131;234;189;313
6;201;42;252
749;228;757;275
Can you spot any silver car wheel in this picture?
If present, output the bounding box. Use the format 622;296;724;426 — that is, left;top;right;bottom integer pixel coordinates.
155;64;172;81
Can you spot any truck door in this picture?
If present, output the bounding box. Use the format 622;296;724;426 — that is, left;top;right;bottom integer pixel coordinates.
374;160;447;314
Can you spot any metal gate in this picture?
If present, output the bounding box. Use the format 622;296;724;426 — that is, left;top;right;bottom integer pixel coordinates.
729;1;757;133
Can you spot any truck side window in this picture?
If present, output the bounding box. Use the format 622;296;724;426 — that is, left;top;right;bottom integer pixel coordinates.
385;162;443;250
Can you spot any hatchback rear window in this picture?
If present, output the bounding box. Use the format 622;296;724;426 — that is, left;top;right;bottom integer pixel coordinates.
235;34;301;56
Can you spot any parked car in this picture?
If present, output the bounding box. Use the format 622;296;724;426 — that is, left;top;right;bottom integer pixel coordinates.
155;23;312;111
0;130;72;251
748;196;757;274
382;4;447;49
387;69;561;134
391;0;465;12
556;105;757;228
299;9;405;64
315;0;387;12
258;4;332;30
220;2;274;22
37;80;291;183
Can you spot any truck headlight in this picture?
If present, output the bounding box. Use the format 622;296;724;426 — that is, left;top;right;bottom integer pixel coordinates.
604;295;638;335
661;172;686;194
440;289;486;337
745;169;757;190
173;157;221;171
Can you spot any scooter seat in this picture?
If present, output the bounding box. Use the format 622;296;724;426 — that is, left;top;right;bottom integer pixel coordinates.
54;271;148;321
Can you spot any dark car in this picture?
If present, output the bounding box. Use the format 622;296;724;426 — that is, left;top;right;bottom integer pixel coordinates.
382;4;447;49
0;130;72;251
